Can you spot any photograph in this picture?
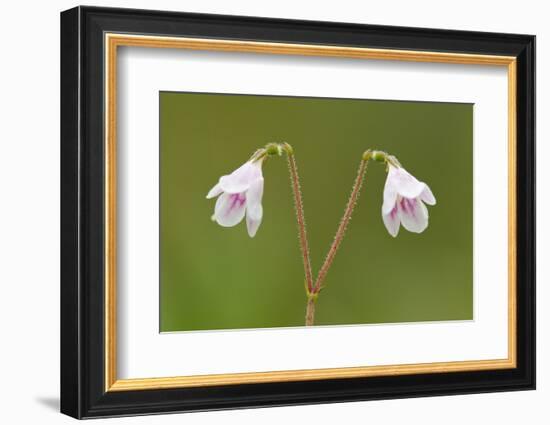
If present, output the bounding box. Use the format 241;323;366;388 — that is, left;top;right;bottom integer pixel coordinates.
160;91;473;331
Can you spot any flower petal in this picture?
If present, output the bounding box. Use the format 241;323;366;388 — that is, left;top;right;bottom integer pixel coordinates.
420;184;436;205
382;173;398;215
219;161;262;194
206;182;223;199
382;204;400;237
389;166;426;199
245;178;264;237
398;197;429;233
246;205;263;238
214;192;247;227
246;178;264;219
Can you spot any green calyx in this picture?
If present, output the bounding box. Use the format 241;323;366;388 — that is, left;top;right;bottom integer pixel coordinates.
254;142;293;161
363;149;402;169
265;143;283;156
371;150;387;162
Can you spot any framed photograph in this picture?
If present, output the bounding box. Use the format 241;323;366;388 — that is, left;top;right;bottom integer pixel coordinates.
60;6;535;419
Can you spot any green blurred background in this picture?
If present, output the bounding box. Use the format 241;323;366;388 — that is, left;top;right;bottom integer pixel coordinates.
160;92;473;332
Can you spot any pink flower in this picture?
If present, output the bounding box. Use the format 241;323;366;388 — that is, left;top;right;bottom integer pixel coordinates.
206;160;264;237
382;165;436;237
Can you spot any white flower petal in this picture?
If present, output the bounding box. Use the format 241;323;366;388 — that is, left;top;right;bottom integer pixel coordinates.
246;178;264;220
245;177;264;237
390;166;426;199
246;204;263;237
382;176;398;215
398;197;429;233
206;182;223;199
219;175;250;194
214;192;247;227
219;161;262;194
420;184;436;205
382;205;400;237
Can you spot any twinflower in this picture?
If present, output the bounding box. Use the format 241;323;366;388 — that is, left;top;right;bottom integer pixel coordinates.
206;159;265;237
381;165;436;237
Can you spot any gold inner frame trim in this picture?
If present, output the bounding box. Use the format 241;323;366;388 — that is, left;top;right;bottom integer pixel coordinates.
104;33;518;392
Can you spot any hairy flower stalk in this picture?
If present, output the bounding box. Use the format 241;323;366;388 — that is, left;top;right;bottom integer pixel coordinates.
283;143;314;296
305;151;372;326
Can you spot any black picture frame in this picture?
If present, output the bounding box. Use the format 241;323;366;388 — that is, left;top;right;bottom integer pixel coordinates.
61;5;535;419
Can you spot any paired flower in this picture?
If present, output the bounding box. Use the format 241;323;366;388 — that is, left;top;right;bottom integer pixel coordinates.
381;165;436;237
206;147;436;240
206;146;436;326
206;159;265;237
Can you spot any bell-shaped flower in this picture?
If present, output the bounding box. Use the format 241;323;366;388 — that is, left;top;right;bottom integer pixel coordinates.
382;165;436;237
206;160;265;237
